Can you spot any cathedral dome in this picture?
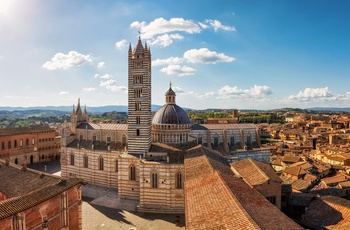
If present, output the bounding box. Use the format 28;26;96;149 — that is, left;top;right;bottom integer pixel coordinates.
152;104;191;125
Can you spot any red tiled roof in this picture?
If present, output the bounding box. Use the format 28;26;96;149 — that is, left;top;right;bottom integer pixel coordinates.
0;126;53;136
283;166;307;177
282;156;302;163
184;148;303;230
301;196;350;229
185;158;260;230
321;173;350;185
231;158;282;186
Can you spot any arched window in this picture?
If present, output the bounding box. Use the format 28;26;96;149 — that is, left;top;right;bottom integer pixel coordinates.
175;172;183;189
20;139;23;147
14;158;18;164
14;140;17;148
151;171;158;188
98;156;104;170
115;160;118;172
129;165;136;180
83;155;88;168
8;141;11;149
70;153;74;166
32;138;35;145
26;138;29;146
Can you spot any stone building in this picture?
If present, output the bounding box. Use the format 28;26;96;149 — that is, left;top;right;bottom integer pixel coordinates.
0;126;60;165
60;37;265;214
0;159;82;229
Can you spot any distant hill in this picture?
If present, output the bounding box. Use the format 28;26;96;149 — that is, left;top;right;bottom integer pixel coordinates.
306;107;350;112
0;105;163;113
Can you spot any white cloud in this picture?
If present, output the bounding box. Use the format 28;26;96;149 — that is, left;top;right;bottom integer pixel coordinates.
196;92;217;99
160;65;196;76
95;74;113;79
204;19;236;32
83;87;97;92
99;79;116;87
184;48;235;64
172;86;194;95
218;85;272;99
130;18;235;48
152;57;183;66
99;79;127;92
149;33;183;47
42;51;92;70
288;87;336;101
59;91;69;95
115;39;128;49
198;22;209;29
97;61;105;68
131;17;201;39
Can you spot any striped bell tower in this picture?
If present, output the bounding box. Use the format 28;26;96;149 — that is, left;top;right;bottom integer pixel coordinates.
127;37;152;155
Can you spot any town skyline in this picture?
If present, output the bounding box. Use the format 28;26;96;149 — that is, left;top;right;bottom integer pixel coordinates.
1;0;350;110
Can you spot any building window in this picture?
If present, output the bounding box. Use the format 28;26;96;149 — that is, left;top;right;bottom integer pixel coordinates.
175;172;183;189
247;135;251;146
213;137;219;147
93;135;97;142
107;137;111;143
70;153;74;166
122;135;126;146
1;142;5;150
136;116;141;124
151;172;158;188
83;155;88;168
198;136;202;145
129;165;136;180
20;139;23;147
136;129;140;136
98;156;104;170
267;196;276;205
32;138;35;145
80;135;83;141
115;160;118;172
230;136;235;146
135;102;141;111
26;138;29;146
60;192;68;227
8;141;11;149
14;140;17;148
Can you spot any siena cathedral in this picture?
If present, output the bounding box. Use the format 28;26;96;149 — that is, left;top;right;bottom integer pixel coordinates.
60;37;263;213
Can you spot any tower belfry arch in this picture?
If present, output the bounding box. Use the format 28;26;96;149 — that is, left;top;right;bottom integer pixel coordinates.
127;37;152;155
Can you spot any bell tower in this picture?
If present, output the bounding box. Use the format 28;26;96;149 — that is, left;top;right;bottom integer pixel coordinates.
127;37;152;155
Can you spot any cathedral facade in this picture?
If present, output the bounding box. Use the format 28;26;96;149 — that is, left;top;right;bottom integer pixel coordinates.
60;37;263;213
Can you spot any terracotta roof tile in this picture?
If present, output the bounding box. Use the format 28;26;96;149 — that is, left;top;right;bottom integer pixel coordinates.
301;196;350;229
321;173;350;185
0;126;53;136
0;161;61;198
184;148;303;230
283;166;307;177
231;159;282;186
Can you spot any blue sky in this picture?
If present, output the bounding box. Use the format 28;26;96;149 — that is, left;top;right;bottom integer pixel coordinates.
1;0;350;110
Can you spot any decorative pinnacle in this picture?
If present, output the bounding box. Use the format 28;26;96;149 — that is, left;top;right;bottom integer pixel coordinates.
170;81;172;88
